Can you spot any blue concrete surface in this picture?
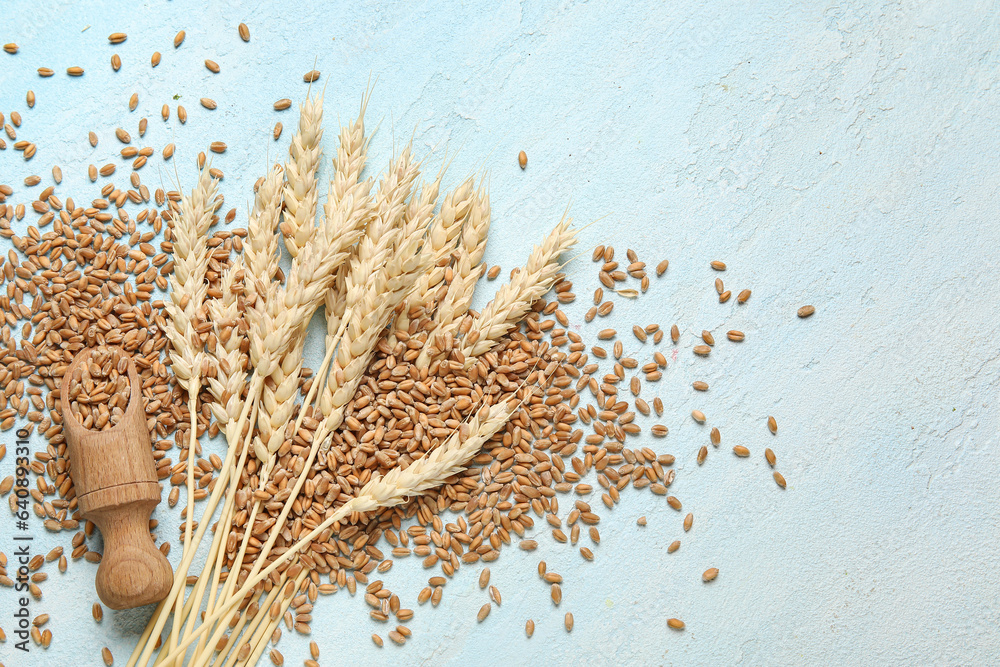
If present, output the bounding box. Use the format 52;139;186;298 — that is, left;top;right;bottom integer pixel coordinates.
1;1;999;664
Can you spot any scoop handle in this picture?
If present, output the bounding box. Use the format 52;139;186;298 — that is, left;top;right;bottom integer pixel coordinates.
90;491;173;609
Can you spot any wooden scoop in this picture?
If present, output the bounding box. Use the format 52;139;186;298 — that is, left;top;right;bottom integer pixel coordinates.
60;347;173;610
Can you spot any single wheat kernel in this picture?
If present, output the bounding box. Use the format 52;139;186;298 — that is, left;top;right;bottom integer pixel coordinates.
274;98;292;110
693;345;710;356
733;445;750;457
238;22;251;41
129;92;138;111
633;325;647;342
670;324;680;343
551;584;562;605
525;619;535;637
93;602;103;621
3;43;18;54
710;427;721;446
667;496;681;511
683;513;693;531
490;585;502;605
38;67;54;77
715;278;724;294
67;66;85;76
728;330;744;341
692;381;708;391
637;516;647;526
592;245;605;261
668;540;680;553
773;471;787;488
109;32;127;44
151;52;161;66
479;568;490;588
178;106;187;123
174;30;185;47
691;410;705;423
27;90;35;107
697;446;707;465
111;54;121;71
161;143;174;158
200;98;217;109
487;265;501;280
667;618;685;630
703;567;719;582
656;259;669;275
565;612;574;632
274;122;283;139
719;290;731;303
765;448;776;467
518;150;527;169
102;646;113;665
597;329;616;340
702;330;714;345
798;305;815;318
580;547;594;560
303;69;321;82
477;603;491;622
210;141;226;153
710;260;726;271
767;416;777;434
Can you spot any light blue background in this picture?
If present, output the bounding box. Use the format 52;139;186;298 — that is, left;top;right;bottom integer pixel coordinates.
1;1;999;665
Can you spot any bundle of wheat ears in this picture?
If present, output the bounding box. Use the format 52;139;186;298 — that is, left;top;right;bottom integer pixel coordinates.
128;92;576;666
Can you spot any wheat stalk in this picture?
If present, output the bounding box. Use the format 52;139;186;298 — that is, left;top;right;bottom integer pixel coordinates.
161;165;219;648
178;256;248;651
280;95;323;258
458;213;576;362
159;399;516;666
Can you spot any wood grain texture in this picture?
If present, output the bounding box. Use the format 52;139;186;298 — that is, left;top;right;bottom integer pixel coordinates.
61;347;173;610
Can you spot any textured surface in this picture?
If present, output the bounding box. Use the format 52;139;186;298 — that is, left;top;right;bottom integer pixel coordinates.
2;0;999;665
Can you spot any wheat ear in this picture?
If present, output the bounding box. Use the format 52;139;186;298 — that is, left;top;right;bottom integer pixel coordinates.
415;185;491;366
458;213;576;362
243;165;284;311
322;96;373;344
316;147;419;423
393;174;471;339
280;95;323;258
